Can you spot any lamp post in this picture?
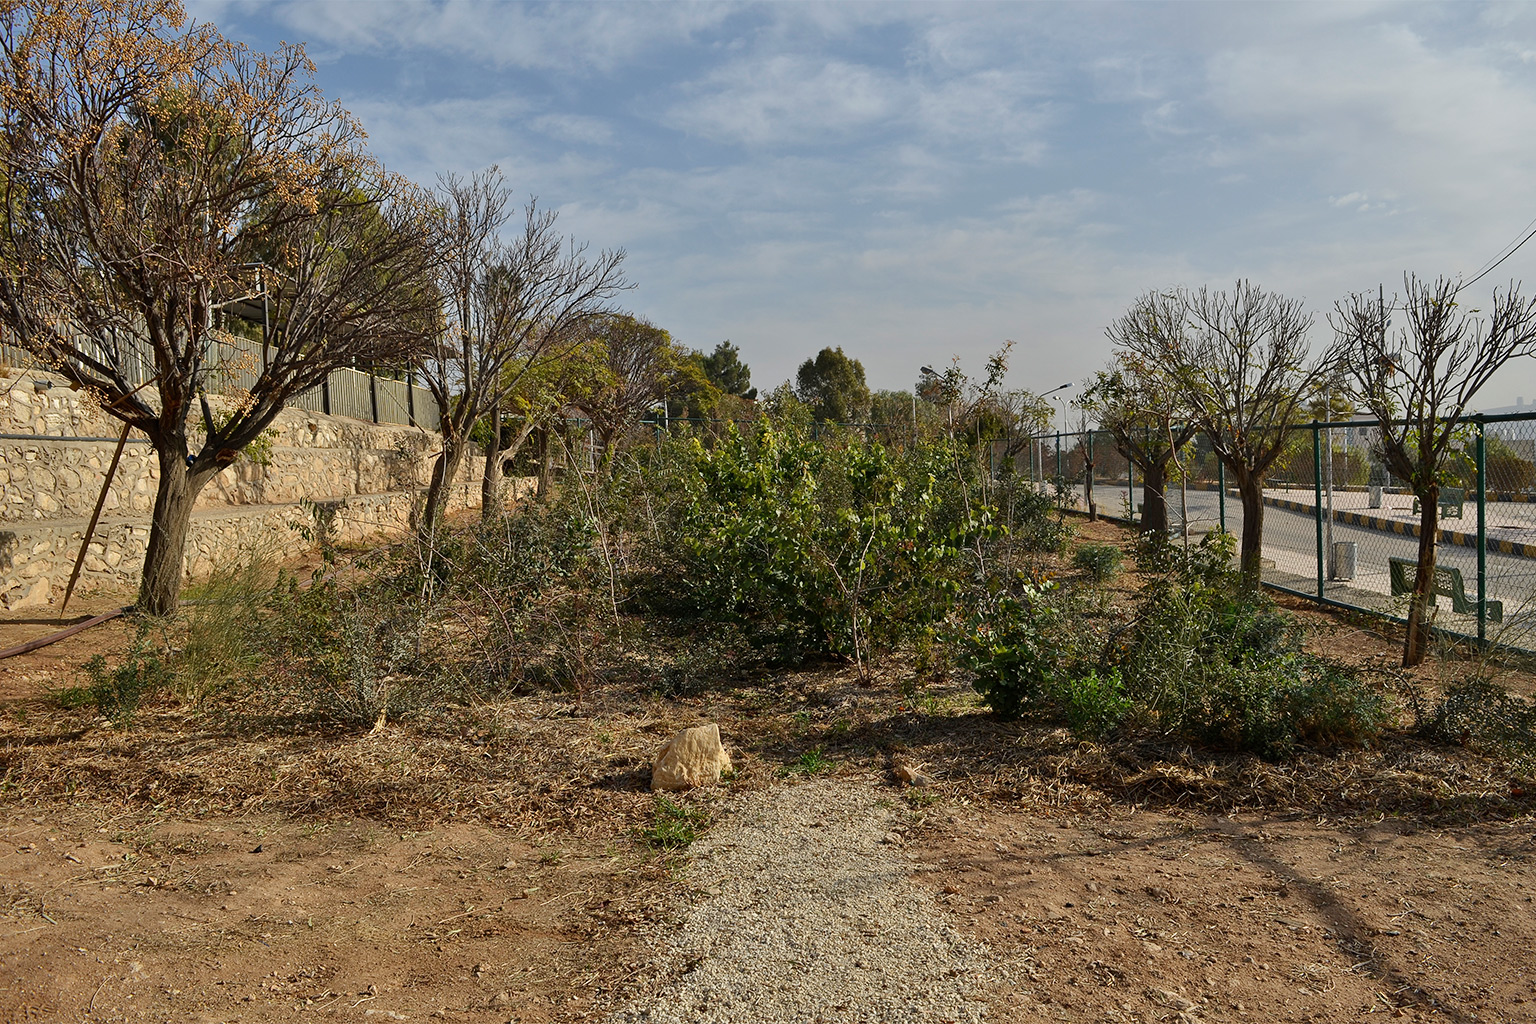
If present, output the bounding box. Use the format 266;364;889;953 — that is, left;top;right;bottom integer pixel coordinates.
1037;382;1072;493
918;365;956;435
1040;382;1073;428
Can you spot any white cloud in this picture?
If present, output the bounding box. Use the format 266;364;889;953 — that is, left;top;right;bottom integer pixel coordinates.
211;0;735;73
664;55;901;146
529;113;614;146
1203;20;1536;219
188;1;1536;407
341;95;536;178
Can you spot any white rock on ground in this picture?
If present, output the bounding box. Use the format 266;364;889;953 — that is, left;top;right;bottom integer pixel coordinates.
651;724;732;791
608;778;999;1024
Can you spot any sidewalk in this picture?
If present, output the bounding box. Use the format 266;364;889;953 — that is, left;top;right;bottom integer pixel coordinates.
1264;488;1536;559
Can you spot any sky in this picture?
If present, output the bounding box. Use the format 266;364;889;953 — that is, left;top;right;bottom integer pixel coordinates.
194;0;1536;411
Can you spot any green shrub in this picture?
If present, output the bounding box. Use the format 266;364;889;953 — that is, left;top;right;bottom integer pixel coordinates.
996;481;1072;554
1117;577;1385;756
251;571;434;728
649;425;976;663
1419;678;1536;757
1281;661;1392;749
959;580;1064;720
1134;529;1237;584
1071;543;1122;581
957;533;1387;755
59;635;172;724
1048;667;1131;739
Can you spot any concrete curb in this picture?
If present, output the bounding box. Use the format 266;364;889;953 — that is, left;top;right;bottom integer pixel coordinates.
1262;495;1536;560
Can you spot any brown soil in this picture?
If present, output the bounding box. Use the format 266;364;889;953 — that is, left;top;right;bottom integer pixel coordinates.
0;581;140;704
1;516;1534;1022
911;805;1536;1022
0;805;661;1024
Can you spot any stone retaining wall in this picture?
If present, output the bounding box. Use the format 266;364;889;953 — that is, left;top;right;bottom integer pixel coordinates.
0;481;502;610
0;369;509;610
0;369;446;522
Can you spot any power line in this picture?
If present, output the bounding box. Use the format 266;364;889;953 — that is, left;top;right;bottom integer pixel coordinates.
1460;215;1536;293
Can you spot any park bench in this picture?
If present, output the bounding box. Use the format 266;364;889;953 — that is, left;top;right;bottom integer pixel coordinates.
1410;486;1465;520
1388;556;1502;622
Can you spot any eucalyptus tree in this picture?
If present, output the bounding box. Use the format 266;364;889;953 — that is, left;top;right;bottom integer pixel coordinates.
796;346;870;424
1332;275;1536;666
0;0;439;613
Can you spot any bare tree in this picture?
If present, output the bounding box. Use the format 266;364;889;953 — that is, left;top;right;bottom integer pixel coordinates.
1112;283;1327;585
1332;275;1536;666
1083;352;1199;536
1068;406;1100;521
417;171;626;533
0;0;439;613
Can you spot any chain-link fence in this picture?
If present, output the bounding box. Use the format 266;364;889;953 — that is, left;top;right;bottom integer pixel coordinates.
1030;413;1536;652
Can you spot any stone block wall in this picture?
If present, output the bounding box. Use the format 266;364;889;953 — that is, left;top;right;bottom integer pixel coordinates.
0;369;507;610
0;369;446;521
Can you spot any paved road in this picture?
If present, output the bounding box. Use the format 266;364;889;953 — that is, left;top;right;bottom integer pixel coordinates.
1069;482;1536;640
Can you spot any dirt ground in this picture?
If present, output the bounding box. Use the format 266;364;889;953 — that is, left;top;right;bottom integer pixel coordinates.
7;793;1531;1024
913;805;1535;1022
2;518;1534;1022
0;584;141;705
0;806;664;1024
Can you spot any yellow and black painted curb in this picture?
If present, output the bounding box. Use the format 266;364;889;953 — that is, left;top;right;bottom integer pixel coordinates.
1262;495;1536;559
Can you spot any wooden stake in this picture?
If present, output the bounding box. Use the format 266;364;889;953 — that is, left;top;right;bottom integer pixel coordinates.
59;421;131;616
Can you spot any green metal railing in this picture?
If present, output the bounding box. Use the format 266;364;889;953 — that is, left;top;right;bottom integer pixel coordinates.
1030;413;1536;652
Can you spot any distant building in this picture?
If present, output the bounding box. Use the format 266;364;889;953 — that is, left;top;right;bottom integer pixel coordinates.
1475;396;1529;416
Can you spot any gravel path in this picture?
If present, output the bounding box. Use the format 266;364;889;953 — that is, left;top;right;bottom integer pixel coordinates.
607;778;999;1024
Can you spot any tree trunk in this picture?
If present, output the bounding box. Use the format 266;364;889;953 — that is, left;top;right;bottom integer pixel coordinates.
1235;470;1265;589
137;445;213;616
597;423;618;468
536;429;553;499
481;407;504;524
421;439;469;538
1140;457;1170;535
482;413;540;523
481;448;504;523
1403;485;1440;668
1084;455;1097;522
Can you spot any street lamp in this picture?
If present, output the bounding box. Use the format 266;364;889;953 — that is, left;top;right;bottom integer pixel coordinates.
919;365;958;434
917;366;937;428
1029;382;1072;487
1040;382;1072;432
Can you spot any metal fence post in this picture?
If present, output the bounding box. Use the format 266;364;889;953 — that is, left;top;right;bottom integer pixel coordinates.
1313;423;1324;598
1477;418;1487;642
1086;430;1094;514
1217;459;1226;533
1128;452;1136;525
